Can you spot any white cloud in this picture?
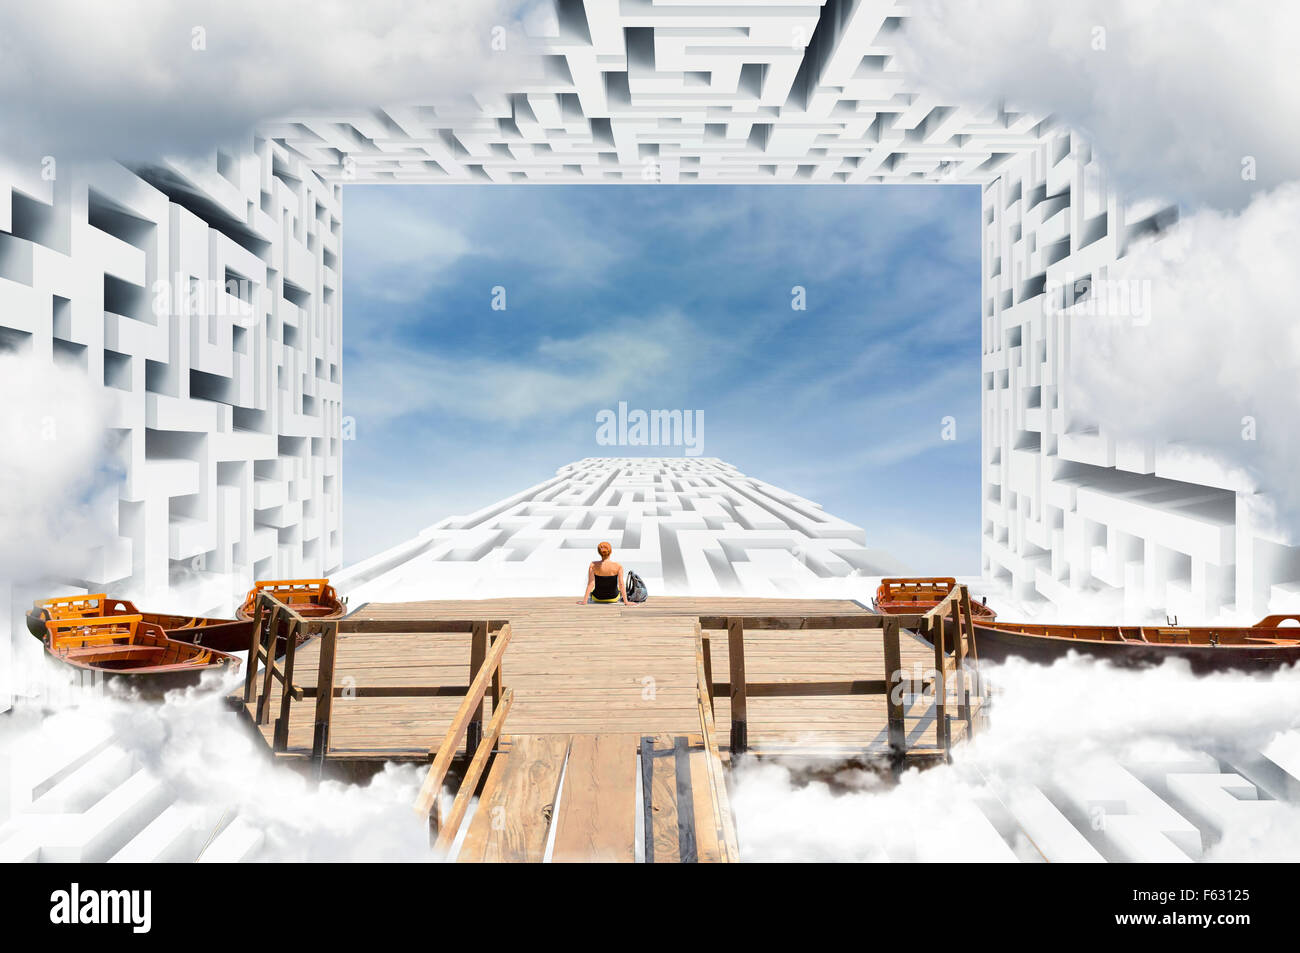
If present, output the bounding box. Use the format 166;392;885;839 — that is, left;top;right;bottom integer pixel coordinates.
1069;182;1300;539
0;1;536;160
898;0;1300;209
344;310;702;426
343;186;636;305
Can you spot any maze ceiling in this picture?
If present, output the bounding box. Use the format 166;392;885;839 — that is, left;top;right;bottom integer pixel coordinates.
268;1;1049;186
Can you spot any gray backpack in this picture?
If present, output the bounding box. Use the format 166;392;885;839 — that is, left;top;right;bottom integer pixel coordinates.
625;570;648;603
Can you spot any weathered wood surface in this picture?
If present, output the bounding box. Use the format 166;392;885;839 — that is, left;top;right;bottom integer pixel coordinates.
240;596;955;761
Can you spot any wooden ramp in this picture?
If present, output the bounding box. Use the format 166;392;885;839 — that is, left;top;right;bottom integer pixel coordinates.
454;732;736;863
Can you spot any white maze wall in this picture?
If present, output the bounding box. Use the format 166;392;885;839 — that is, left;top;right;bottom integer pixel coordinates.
0;142;343;682
337;458;905;604
981;140;1298;620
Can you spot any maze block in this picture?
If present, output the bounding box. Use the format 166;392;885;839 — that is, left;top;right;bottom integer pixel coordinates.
338;458;906;602
0;137;342;674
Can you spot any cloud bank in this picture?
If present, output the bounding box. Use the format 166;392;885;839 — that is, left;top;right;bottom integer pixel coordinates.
898;0;1299;210
731;656;1300;861
1069;183;1300;539
0;1;537;161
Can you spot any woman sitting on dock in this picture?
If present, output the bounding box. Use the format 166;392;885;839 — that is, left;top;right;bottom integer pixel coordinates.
579;542;638;605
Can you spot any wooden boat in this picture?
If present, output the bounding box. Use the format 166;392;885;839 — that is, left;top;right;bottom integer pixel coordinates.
40;614;240;694
972;615;1300;673
235;578;345;623
26;593;256;655
873;578;997;620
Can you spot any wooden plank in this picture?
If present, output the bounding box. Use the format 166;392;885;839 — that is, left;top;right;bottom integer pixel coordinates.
687;744;722;863
551;734;637;863
304;685;472;698
342;619;478;633
673;736;697;862
699;615;884;630
455;734;569;862
643;734;682;863
714;680;891;697
434;689;514;852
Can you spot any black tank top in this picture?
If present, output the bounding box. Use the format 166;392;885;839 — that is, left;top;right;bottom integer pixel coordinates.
593;572;619;599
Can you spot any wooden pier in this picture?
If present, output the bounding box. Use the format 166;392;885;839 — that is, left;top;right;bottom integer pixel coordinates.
234;592;983;862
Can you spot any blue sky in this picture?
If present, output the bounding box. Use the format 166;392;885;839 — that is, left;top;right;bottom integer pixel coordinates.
341;184;982;572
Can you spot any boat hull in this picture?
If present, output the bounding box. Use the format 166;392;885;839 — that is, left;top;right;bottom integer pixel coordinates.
973;622;1300;674
72;663;234;699
40;615;241;698
27;606;256;655
234;602;345;623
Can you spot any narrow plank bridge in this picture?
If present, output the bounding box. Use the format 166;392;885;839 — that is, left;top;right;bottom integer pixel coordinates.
234;594;982;862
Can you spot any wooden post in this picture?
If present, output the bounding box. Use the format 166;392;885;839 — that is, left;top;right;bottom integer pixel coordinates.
957;585;976;734
700;624;715;716
930;615;949;756
243;596;265;703
727;618;747;754
488;625;502;710
310;620;339;776
952;591;969;726
256;605;283;725
882;615;905;757
468;620;487;757
273;616;300;751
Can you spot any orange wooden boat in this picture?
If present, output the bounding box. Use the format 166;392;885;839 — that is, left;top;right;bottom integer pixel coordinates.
235;578;344;623
973;615;1300;673
40;614;240;694
873;578;997;620
26;593;256;654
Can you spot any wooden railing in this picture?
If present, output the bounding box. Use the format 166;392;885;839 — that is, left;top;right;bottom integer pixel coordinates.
245;598;511;779
242;592;337;757
693;623;740;861
413;622;514;843
919;583;983;751
699;599;980;761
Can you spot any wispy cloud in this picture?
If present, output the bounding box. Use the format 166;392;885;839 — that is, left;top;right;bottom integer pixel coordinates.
345;310;705;427
343;185;636;306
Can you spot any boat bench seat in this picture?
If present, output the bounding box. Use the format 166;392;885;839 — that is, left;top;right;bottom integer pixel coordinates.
60;645;167;660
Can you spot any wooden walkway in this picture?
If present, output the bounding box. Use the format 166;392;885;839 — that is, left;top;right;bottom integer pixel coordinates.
235;594;982;861
238;597;964;762
454;732;733;863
